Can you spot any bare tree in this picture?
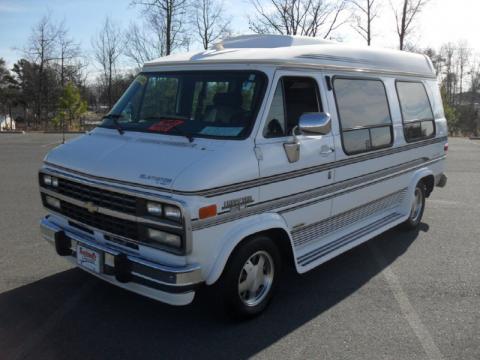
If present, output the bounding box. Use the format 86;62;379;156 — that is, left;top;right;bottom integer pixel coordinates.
468;56;480;97
456;41;471;97
124;21;166;68
91;17;122;107
351;0;378;46
193;0;231;50
56;21;81;87
392;0;429;51
131;0;190;55
248;0;349;39
24;13;60;123
441;42;456;103
422;47;444;77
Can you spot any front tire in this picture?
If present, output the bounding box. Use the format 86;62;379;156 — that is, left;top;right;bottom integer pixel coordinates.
221;235;281;319
401;181;426;230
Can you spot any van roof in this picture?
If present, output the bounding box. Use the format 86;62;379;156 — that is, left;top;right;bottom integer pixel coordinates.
144;35;435;78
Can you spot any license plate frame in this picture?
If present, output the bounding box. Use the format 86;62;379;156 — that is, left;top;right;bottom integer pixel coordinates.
76;244;102;274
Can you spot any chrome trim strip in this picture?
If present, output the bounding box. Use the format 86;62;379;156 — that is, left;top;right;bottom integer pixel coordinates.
188;136;446;197
43;206;186;254
44;207;143;245
191;155;445;230
40;217;203;286
39;170;193;254
292;189;407;248
43;136;447;198
279;156;443;214
297;212;404;267
41;166;177;201
40;187;183;231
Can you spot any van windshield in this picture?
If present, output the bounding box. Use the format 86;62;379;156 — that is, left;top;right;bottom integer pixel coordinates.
99;71;267;140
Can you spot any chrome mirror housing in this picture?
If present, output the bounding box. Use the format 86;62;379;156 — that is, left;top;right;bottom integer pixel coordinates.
298;112;332;135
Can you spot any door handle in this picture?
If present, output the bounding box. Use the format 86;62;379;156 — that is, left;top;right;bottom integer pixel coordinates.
320;146;335;155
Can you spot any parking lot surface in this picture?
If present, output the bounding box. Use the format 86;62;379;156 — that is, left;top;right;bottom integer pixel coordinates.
0;134;479;360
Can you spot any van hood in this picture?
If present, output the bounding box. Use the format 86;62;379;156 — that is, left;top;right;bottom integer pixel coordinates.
44;129;215;190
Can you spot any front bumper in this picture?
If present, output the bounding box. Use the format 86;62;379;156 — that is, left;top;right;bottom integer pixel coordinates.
40;216;203;306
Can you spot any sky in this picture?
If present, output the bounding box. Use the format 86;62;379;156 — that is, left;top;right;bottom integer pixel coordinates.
0;0;479;75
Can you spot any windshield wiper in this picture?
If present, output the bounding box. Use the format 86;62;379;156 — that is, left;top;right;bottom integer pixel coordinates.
102;114;124;135
169;125;194;143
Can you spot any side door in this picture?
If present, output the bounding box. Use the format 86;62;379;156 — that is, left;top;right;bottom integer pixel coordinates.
325;74;404;220
255;70;336;231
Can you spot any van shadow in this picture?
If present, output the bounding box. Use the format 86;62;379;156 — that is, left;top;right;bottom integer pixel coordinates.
0;224;429;360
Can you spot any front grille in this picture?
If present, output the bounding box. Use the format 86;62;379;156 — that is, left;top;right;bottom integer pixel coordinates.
56;178;138;215
40;173;186;254
59;201;138;240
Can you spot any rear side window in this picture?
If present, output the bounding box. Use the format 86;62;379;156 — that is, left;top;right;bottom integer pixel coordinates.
333;78;393;154
396;81;435;142
263;77;321;138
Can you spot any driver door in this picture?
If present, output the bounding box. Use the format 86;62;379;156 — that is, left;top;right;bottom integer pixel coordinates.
255;71;336;230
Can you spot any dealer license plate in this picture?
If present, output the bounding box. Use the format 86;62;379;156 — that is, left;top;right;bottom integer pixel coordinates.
77;245;102;273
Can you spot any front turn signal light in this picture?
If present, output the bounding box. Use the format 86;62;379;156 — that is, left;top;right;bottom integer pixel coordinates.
199;204;217;219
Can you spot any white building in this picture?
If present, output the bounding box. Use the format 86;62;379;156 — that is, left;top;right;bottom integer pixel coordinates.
0;114;15;131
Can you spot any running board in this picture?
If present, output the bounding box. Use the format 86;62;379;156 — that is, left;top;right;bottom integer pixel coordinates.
297;212;404;267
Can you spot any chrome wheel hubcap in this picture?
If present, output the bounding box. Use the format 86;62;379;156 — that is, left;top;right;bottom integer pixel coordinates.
238;250;274;307
410;188;423;222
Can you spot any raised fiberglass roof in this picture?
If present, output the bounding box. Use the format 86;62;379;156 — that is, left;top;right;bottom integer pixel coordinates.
144;35;435;78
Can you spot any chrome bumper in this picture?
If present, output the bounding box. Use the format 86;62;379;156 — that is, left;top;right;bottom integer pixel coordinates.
40;216;203;305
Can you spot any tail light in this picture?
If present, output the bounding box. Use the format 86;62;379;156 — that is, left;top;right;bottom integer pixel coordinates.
444;143;448;152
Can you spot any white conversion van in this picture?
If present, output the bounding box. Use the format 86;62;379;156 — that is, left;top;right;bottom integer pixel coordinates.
39;35;448;317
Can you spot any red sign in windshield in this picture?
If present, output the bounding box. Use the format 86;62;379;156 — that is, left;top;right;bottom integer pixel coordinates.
148;119;184;132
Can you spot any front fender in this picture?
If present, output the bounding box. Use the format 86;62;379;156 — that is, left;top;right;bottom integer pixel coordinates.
205;212;292;285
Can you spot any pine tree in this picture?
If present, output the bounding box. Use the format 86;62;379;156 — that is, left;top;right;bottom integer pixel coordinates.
54;82;87;130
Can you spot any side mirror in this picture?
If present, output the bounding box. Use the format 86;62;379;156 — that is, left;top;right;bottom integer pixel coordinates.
298;112;332;135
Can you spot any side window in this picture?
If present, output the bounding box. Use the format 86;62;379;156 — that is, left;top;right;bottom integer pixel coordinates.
396;81;435;142
263;81;286;137
263;77;321;138
334;78;393;154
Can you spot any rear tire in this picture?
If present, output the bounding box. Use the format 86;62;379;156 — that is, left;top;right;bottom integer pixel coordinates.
220;234;281;319
401;181;426;230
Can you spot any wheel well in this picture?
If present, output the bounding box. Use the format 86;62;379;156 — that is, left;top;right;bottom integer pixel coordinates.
261;228;295;269
420;175;435;197
230;228;295;270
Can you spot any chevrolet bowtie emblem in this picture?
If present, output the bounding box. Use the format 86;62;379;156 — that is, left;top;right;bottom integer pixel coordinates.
85;201;98;214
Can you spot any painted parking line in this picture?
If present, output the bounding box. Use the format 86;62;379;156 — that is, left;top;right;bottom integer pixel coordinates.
369;243;444;360
41;141;62;148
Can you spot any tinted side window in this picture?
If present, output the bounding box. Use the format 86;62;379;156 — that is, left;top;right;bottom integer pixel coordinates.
264;77;321;138
263;82;286;138
334;78;393;154
396;81;435;142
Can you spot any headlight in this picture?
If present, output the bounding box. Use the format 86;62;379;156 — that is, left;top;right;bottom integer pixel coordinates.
146;202;182;222
147;228;181;248
42;174;59;187
43;175;52;186
45;195;61;209
146;201;163;216
164;205;181;221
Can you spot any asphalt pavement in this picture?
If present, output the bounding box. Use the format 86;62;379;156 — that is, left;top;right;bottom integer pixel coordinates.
0;133;478;360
